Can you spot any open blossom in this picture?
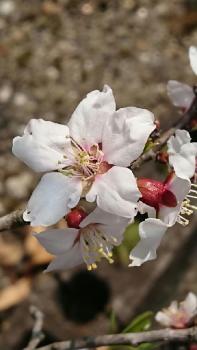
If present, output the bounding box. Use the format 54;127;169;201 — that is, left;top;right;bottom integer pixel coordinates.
167;129;197;180
13;85;155;226
129;173;197;266
35;207;129;271
167;46;197;110
155;293;197;328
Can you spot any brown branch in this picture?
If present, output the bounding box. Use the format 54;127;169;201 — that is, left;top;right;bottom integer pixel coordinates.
0;208;29;232
36;326;197;350
131;94;197;169
24;306;44;350
0;95;197;233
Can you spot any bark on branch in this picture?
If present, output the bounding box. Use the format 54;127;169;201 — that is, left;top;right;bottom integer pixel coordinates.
0;208;28;232
36;326;197;350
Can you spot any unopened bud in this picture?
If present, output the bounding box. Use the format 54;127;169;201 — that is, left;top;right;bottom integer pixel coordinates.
66;208;87;228
137;178;177;210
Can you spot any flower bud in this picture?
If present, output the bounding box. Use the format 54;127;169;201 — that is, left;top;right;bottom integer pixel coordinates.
66;208;87;228
137;178;177;210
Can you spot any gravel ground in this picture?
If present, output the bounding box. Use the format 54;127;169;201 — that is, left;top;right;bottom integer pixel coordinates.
0;0;197;348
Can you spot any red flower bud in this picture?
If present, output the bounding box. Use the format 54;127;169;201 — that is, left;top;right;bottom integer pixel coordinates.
66;208;87;229
137;178;177;210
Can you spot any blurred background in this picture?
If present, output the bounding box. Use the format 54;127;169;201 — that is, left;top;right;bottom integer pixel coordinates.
0;0;197;348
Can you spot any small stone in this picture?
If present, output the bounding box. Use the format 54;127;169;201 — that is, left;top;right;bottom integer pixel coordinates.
136;7;149;20
123;0;136;10
0;0;15;16
13;93;28;107
0;85;12;103
5;172;34;200
46;66;59;80
42;1;62;15
81;2;94;15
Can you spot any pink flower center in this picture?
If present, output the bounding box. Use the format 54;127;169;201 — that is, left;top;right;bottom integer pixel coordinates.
70;141;111;180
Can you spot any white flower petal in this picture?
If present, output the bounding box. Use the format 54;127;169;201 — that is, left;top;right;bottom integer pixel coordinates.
168;130;191;154
101;223;127;245
80;207;129;228
68;85;115;147
23;172;82;226
45;242;83;272
160;176;191;226
129;218;168;266
34;228;78;255
189;46;197;75
169;153;196;179
167;130;197;179
181;292;197;316
80;207;128;247
102;107;155;166
167;80;194;110
138;201;156;218
12;119;72;172
155;311;172;327
169;301;179;313
24;118;69;145
86;166;141;218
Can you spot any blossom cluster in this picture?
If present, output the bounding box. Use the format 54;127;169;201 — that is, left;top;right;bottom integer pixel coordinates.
12;46;197;272
155;292;197;329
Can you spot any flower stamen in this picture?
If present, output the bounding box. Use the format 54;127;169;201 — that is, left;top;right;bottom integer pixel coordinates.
79;224;116;270
178;186;197;226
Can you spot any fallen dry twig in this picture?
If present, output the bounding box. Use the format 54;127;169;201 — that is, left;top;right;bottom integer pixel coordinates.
36;326;197;350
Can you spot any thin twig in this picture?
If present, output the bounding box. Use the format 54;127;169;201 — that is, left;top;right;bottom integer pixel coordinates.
0;208;29;232
36;326;197;350
24;305;45;350
0;95;197;233
131;94;197;169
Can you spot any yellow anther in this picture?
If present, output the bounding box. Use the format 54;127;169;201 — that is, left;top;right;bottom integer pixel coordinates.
98;247;103;252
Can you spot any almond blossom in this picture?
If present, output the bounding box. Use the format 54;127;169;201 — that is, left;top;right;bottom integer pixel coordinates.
35;207;129;272
155;292;197;329
167;46;197;110
13;85;155;226
167;129;197;180
129;173;197;266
